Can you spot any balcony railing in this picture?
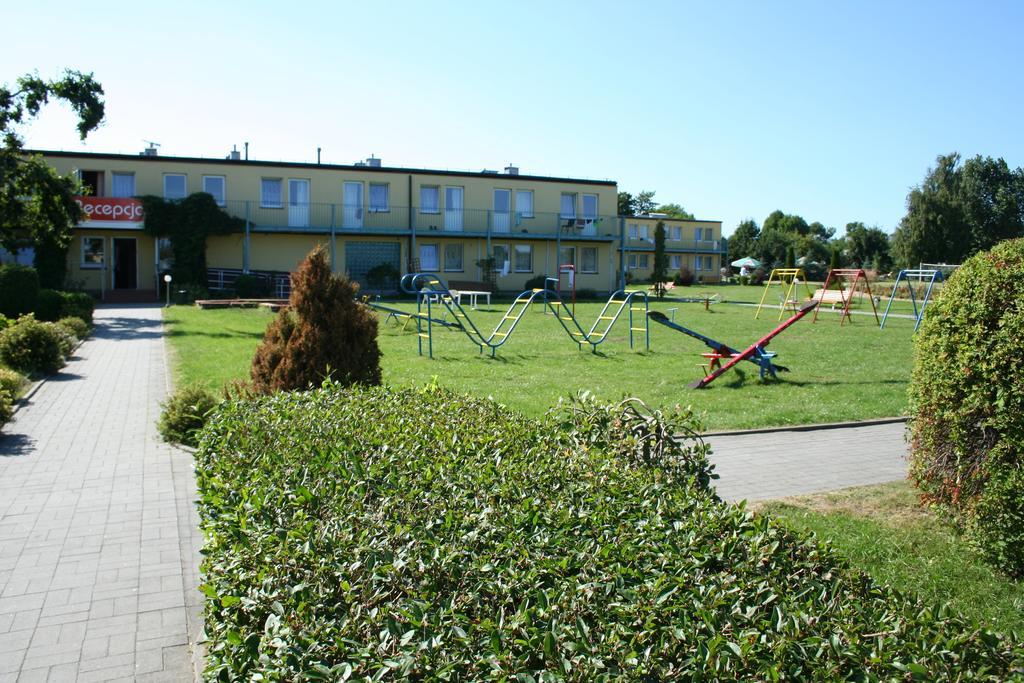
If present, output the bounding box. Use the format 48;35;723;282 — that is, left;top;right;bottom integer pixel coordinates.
218;200;619;239
622;238;725;253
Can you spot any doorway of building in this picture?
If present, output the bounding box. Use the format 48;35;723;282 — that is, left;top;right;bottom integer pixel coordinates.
113;238;137;289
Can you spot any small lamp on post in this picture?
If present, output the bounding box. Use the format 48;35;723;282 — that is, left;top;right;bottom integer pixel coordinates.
163;274;172;307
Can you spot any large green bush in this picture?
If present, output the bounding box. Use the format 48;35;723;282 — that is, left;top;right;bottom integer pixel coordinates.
56;316;90;341
0;316;65;374
34;288;63;321
0;367;25;398
909;238;1024;577
0;389;12;429
0;265;40;318
33;289;94;326
195;385;1023;680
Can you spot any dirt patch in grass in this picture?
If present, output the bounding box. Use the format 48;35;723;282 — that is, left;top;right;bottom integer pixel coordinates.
754;481;934;528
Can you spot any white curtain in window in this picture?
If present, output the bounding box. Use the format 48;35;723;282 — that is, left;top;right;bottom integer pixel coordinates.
421;186;439;213
203;176;226;205
261;179;282;207
370;184;389;212
444;243;463;271
514;244;532;272
420;245;439;271
515;190;533;217
560;194;576;218
582;194;597;219
582;247;598;273
112;173;135;198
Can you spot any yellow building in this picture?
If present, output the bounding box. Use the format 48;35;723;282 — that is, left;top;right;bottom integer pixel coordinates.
36;149;726;298
622;215;724;284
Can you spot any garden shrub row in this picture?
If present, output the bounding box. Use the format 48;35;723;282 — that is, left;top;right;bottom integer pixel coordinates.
0;265;94;325
0;314;89;376
195;385;1024;680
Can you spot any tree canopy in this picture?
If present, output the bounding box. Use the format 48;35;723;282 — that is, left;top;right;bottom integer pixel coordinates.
891;153;1024;267
727;219;759;261
617;190;693;218
0;70;105;252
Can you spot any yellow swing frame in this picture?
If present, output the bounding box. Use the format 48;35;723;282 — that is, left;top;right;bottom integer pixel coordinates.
755;268;814;320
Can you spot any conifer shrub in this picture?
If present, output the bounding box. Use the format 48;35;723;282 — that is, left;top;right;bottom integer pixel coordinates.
0;265;40;318
909;238;1024;577
195;385;1024;680
0;316;65;374
250;247;381;393
158;384;219;447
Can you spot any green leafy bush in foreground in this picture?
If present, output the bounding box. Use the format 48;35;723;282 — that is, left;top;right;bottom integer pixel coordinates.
158;385;219;447
0;316;66;374
195;386;1024;680
910;238;1024;577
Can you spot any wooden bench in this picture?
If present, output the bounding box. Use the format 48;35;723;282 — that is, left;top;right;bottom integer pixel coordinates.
812;288;856;310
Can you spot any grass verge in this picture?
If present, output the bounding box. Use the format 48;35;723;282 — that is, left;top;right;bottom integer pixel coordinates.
758;481;1024;635
163;298;917;430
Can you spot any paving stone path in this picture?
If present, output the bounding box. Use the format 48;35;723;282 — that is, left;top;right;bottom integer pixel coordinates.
0;305;201;682
706;420;910;502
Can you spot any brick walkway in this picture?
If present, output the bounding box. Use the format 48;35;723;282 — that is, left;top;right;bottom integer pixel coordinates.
706;420;909;502
0;305;201;682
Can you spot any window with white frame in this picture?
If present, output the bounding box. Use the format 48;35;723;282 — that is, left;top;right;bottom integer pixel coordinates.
558;246;575;267
581;247;598;273
163;174;187;200
203;175;226;205
582;194;598;220
628;254;638;269
560;193;576;219
670;226;682;241
261;178;283;208
696;227;708;241
628;223;638;239
111;172;135;198
639;224;649;241
639;254;650;269
444;243;463;271
492;244;510;273
419;244;439;271
703;255;713;271
514;244;533;272
81;237;104;268
670;254;682;270
369;183;389;212
515;190;533;218
420;186;439;213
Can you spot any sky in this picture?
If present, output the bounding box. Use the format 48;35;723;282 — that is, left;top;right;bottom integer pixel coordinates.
6;0;1023;237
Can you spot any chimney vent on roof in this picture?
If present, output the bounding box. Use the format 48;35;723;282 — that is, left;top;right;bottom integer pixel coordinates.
141;141;160;157
366;155;381;168
504;164;519;175
227;145;241;161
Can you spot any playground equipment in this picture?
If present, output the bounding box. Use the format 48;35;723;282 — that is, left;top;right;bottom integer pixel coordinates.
370;273;650;358
649;300;818;389
755;268;814;320
812;268;880;326
880;269;944;331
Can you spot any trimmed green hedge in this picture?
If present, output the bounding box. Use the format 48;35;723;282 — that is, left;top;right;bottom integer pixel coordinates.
196;386;1024;680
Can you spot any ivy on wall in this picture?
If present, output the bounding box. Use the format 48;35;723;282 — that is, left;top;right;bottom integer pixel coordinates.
141;193;243;287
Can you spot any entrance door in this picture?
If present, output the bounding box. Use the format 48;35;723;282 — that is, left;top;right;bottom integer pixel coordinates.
113;238;137;289
444;186;463;232
288;179;310;227
343;182;363;228
492;189;511;233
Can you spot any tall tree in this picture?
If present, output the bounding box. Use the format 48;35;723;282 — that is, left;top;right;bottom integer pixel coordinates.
617;191;634;216
0;70;105;252
891;152;1024;268
656;203;695;220
652;220;668;294
727;219;759;262
634;190;657;215
844;222;892;271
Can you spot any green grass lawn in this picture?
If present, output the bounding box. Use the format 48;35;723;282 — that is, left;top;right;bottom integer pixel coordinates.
758;482;1024;635
164;296;917;430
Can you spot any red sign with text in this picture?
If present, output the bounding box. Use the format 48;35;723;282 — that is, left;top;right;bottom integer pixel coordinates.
75;196;145;227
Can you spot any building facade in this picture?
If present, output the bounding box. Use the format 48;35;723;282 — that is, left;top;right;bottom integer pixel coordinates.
35;150;724;298
621;216;724;283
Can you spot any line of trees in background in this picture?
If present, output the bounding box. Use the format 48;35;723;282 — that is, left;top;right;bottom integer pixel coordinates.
727;152;1024;276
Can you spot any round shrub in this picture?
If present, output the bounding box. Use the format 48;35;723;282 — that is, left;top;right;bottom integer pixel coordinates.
58;291;94;326
35;289;63;322
44;322;76;357
0;367;26;398
0;265;40;318
158;385;219;447
56;316;90;341
233;274;271;299
909;238;1024;577
0;316;65;374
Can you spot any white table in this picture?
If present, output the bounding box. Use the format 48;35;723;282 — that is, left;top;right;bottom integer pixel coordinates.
456;290;491;309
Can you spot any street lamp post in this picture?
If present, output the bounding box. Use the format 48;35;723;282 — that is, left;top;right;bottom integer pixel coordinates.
164;274;172;307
